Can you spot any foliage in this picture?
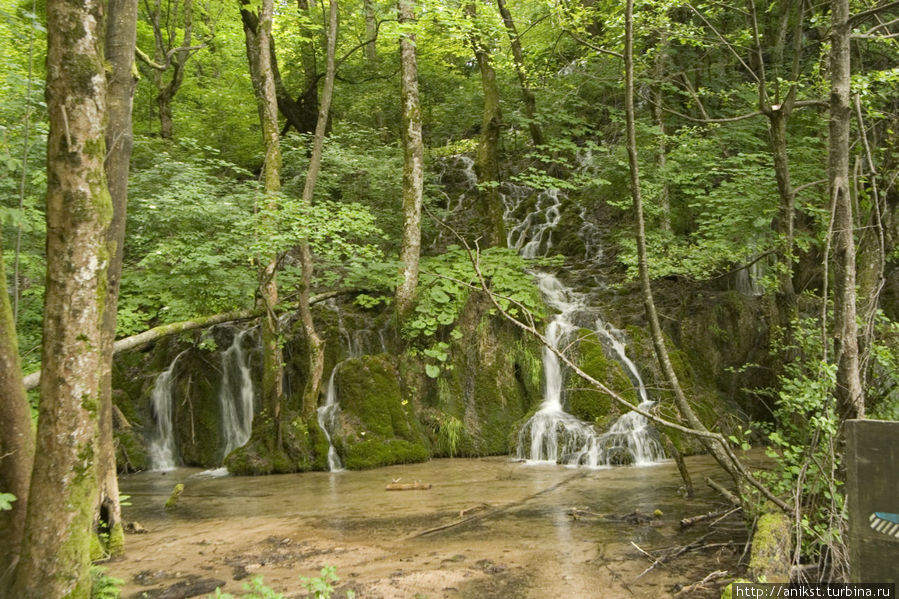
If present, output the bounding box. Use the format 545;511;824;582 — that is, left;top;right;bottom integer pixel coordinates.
207;568;355;599
0;491;15;510
751;315;847;578
90;566;124;599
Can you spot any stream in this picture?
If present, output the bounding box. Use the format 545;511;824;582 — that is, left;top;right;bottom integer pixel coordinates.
112;455;746;598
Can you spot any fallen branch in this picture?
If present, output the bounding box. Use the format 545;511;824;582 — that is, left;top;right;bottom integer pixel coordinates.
22;289;354;390
680;506;741;529
675;570;729;595
706;477;741;506
385;482;432;491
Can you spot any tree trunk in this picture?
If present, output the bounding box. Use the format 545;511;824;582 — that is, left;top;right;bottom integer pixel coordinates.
12;0;111;592
623;0;744;489
394;0;424;319
466;1;505;247
144;0;194;139
828;0;864;419
298;0;338;417
651;27;670;231
242;0;286;441
362;0;385;134
97;0;138;558
496;0;544;148
0;231;34;596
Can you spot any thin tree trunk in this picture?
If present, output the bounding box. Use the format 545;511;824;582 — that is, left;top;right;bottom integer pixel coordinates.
298;0;338;417
465;2;505;247
242;0;285;441
0;231;34;596
96;0;138;558
394;0;424;319
496;0;544;148
363;0;386;134
828;0;864;419
12;0;111;592
623;0;744;489
651;27;670;231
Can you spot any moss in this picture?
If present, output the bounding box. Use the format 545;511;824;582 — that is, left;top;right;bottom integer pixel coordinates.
225;410;315;475
114;427;149;472
106;522;125;557
344;439;429;470
164;483;184;510
748;511;791;582
89;532;105;562
569;329;636;427
173;348;223;467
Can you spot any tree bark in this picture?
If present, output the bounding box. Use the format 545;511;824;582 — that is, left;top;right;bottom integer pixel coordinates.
12;0;111;592
394;0;424;319
496;0;544;148
97;0;138;558
242;0;286;441
828;0;864;419
466;1;505;247
298;0;338;417
0;231;34;596
362;0;385;134
623;0;746;491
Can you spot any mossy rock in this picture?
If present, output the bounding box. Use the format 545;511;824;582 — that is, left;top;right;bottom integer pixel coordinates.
172;347;225;467
335;354;429;469
568;328;636;427
115;426;149;473
225;411;315;475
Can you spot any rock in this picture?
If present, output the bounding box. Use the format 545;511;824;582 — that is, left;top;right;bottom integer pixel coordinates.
130;576;226;599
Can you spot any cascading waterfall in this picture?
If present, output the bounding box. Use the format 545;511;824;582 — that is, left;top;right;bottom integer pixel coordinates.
147;350;188;471
317;364;344;472
497;169;664;467
218;328;256;461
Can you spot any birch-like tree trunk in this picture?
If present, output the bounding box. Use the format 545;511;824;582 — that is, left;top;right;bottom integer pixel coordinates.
299;0;338;417
12;0;111;592
828;0;864;419
394;0;424;319
96;0;138;557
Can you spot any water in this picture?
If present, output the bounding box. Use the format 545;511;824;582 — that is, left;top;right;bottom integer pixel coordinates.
218;328;256;461
114;454;743;598
147;350;188;471
497;167;664;467
317;364;344;472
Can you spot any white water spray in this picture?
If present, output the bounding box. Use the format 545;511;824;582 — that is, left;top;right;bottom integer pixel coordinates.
317;364;344;472
147;350;188;471
218;328;256;461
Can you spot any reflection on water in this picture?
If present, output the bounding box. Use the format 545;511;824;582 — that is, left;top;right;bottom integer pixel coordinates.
117;455;744;598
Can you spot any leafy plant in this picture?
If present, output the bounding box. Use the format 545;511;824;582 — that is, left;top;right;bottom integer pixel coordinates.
90;566;124;599
0;492;16;511
299;565;354;599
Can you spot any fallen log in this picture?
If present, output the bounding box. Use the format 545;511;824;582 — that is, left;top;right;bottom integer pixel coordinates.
680;506;740;529
386;482;432;491
22;290;353;390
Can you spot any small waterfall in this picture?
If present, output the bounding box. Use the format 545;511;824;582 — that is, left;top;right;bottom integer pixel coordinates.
735;258;765;297
147;350;188;471
493;160;664;467
317;365;344;472
218;328;256;461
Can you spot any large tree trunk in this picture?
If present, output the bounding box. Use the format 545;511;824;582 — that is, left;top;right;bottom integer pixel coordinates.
466;2;505;247
96;0;138;558
299;0;338;417
496;0;544;148
394;0;424;319
0;232;34;596
12;0;111;592
828;0;863;419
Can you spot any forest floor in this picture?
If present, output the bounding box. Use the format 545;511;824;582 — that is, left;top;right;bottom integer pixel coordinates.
109;455;750;598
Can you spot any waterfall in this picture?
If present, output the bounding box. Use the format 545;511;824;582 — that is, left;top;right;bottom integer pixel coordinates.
218;328;256;461
735;258;765;297
147;350;188;471
317;365;344;472
494;165;664;467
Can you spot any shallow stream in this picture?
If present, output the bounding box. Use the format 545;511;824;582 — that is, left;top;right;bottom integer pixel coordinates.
113;455;745;598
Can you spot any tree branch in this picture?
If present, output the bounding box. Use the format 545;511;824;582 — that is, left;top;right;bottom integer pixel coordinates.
850;0;899;25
